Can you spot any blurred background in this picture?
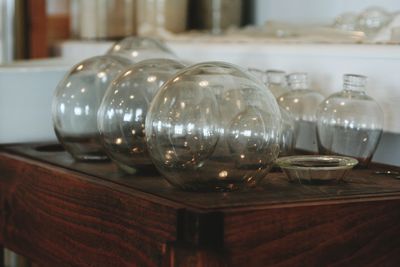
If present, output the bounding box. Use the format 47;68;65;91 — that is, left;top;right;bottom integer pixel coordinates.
2;0;400;62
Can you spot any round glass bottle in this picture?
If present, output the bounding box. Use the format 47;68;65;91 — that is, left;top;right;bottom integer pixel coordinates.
52;55;130;161
278;73;324;153
266;70;288;98
316;74;383;167
145;62;282;191
248;68;294;157
97;58;185;174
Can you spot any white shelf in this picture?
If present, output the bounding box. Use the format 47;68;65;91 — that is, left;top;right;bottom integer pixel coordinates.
59;40;400;134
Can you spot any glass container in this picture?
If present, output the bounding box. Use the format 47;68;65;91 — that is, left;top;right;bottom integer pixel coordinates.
279;107;295;157
107;36;177;63
266;70;288;99
248;69;293;157
97;58;185;174
145;62;282;191
316;74;384;167
357;7;392;37
333;12;358;32
276;155;358;183
52;55;130;161
278;73;324;152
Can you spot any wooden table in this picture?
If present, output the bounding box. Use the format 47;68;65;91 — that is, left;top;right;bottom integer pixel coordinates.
1;143;400;266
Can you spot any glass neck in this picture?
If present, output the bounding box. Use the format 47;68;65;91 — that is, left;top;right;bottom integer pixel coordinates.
287;73;308;90
267;71;286;86
343;83;366;92
289;82;308;90
343;74;367;92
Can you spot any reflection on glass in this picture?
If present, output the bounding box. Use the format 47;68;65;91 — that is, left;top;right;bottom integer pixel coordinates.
52;55;130;161
107;36;177;63
317;74;384;167
146;62;281;191
97;58;185;173
278;73;324;152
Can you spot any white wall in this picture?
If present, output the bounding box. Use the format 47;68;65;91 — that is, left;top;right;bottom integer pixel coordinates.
254;0;400;25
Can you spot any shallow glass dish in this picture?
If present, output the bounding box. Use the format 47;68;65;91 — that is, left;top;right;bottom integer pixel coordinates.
276;155;358;183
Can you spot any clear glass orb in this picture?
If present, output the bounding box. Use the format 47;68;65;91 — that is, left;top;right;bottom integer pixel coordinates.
97;59;185;174
278;73;324;152
333;12;358;32
145;62;282;191
357;7;392;37
52;55;130;161
107;36;177;63
317;74;384;167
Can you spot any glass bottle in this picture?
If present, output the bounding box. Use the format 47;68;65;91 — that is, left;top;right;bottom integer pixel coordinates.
279;107;295;157
97;58;185;174
247;68;294;157
247;69;288;99
52;55;130;161
266;70;288;99
278;73;324;153
316;74;384;167
145;62;281;191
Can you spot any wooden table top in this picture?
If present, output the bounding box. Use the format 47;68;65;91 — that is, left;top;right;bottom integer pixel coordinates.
3;143;400;212
2;143;400;266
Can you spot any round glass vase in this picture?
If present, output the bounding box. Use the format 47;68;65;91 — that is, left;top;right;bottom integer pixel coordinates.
316;74;384;167
278;73;324;153
97;58;185;174
52;55;130;161
266;70;288;99
145;62;282;191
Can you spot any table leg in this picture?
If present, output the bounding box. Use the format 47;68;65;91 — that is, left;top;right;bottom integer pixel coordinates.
0;247;4;267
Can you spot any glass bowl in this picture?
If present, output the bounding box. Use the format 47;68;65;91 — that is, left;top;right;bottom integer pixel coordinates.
276;155;358;183
52;55;130;161
145;61;282;191
97;58;185;174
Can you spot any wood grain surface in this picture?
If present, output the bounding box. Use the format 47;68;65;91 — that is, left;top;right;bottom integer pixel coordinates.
1;143;400;266
0;153;181;266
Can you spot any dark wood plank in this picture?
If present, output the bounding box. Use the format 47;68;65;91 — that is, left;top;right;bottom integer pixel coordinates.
0;247;3;267
2;143;400;266
224;199;400;266
4;143;400;211
0;153;183;267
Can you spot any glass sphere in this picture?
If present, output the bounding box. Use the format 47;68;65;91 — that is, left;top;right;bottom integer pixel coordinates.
145;62;282;191
357;7;392;37
52;55;130;161
247;68;293;157
278;73;324;152
97;59;185;174
333;12;358;32
317;74;383;167
107;36;177;63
